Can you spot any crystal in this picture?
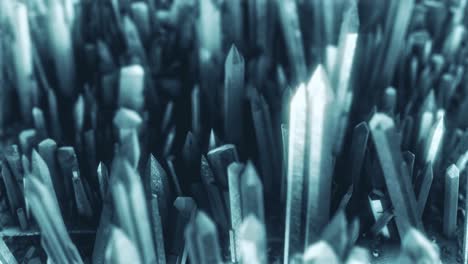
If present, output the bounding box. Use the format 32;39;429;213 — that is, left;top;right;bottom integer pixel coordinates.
166;157;183;196
19;129;37;156
250;88;278;194
105;227;142;264
150;194;166;264
113;108;143;141
348;122;369;210
222;0;243;51
46;88;62;141
463;164;468;263
198;50;221;119
32;108;47;139
345;247;371;264
25;175;82;263
171;197;197;260
130;2;150;42
197;0;221;55
227;162;244;261
119;65;145;111
4;145;23;181
83;130;98;184
17;208;28;230
400;228;440;264
92;183;112;264
97;162;109;200
284;84;307;263
163;126;176;157
145;154;171;228
332;0;359;152
73;95;84;136
321;211;348;259
110;159;157;263
303;240;340;264
122;16;145;61
443;164;459;237
224;45;245;145
72;171;93;219
118;130;140;168
402;151;415;180
415;164;433;217
161;102;174;136
369;113;423;237
280;124;288;203
31;149;59;209
425;110;445;164
207;144;239;188
182;131;201;178
208;129;220;151
1;166;22;217
200;155;229;230
191;85;202;138
417;111;434;147
370;0;414;89
369;207;394;239
240;161;265;223
442;25;465;61
47;0;76;97
38;139;62;202
12;1;33;122
305;66;335;246
57;146;79;214
277;0;306;83
0;237;18;264
185;212;222;264
239;215;267;264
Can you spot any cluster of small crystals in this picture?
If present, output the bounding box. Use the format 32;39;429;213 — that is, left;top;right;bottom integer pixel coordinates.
0;0;468;263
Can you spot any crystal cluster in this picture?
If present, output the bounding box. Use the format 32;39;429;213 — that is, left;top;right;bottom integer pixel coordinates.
0;0;467;263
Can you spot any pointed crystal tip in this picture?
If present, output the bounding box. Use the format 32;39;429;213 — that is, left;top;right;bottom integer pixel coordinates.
227;44;244;65
242;161;261;187
446;164;459;179
308;65;334;100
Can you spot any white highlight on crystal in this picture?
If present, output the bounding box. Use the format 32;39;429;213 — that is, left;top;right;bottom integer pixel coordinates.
426;110;445;164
